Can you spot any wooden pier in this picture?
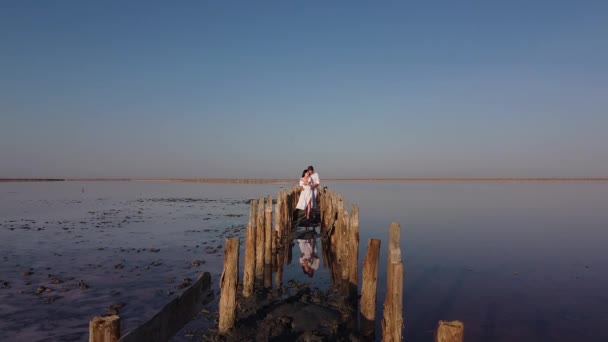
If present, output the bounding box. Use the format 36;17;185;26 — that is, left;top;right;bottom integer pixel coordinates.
218;186;463;341
88;185;464;341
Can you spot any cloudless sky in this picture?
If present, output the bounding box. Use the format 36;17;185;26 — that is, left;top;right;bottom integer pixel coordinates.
1;1;607;178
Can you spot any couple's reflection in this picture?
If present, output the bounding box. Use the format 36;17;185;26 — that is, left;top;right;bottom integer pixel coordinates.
297;238;320;277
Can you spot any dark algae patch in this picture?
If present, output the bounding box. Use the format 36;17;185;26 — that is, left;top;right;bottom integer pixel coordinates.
196;282;361;342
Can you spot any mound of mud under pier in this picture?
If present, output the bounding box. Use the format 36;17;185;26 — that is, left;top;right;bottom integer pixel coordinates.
200;283;362;342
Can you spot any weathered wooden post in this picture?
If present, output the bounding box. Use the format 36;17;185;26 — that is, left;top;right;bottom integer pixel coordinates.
274;192;281;241
89;315;120;342
219;238;239;334
318;187;325;232
278;189;286;238
323;190;332;233
435;320;464;342
250;199;258;229
276;193;288;286
286;189;294;234
264;196;273;265
348;205;359;298
333;197;343;254
280;189;289;235
360;238;381;338
264;196;273;288
382;222;403;342
255;198;265;280
331;195;343;247
243;200;257;297
326;192;333;240
243;227;256;297
340;207;350;294
282;189;288;236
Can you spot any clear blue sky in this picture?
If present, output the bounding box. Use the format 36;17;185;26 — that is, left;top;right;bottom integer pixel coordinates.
1;1;607;178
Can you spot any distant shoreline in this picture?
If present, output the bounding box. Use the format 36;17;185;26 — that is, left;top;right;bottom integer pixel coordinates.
1;178;608;183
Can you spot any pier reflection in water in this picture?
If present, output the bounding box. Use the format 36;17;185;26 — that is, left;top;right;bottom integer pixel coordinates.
273;228;349;294
297;237;319;278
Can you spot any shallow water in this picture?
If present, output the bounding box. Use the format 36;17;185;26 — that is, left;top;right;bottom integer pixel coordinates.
1;181;608;341
327;181;608;341
0;182;283;341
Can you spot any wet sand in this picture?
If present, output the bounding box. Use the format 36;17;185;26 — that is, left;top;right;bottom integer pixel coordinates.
0;188;251;341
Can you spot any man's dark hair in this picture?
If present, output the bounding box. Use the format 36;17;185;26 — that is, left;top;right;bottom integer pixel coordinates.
307;165;314;171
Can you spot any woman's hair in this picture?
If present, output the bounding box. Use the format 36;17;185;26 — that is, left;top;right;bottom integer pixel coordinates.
302;170;308;177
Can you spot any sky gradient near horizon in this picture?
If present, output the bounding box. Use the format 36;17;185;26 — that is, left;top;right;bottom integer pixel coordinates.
1;1;607;178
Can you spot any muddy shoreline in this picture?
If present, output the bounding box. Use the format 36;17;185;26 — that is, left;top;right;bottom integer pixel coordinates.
0;193;252;341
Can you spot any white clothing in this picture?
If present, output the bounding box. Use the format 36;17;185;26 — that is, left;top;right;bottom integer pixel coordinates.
298;239;313;258
310;172;320;208
311;172;320;186
295;178;313;210
309;256;320;270
297;239;320;271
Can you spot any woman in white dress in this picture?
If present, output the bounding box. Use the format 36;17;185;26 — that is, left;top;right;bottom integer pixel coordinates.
295;169;313;219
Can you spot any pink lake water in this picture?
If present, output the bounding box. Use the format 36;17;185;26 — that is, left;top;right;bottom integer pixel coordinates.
1;181;607;341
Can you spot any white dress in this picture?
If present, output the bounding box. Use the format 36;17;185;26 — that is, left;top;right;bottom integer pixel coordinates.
298;239;320;271
295;178;313;210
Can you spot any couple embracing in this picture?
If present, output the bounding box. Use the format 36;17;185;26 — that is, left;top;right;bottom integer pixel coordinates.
293;165;320;227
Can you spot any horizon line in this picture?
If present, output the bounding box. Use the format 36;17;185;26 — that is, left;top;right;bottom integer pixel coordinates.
1;177;608;183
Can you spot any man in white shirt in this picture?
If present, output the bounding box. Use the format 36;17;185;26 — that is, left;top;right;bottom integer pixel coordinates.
307;165;320;209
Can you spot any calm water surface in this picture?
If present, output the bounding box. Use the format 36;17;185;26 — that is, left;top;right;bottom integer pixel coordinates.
1;181;607;341
327;181;608;341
